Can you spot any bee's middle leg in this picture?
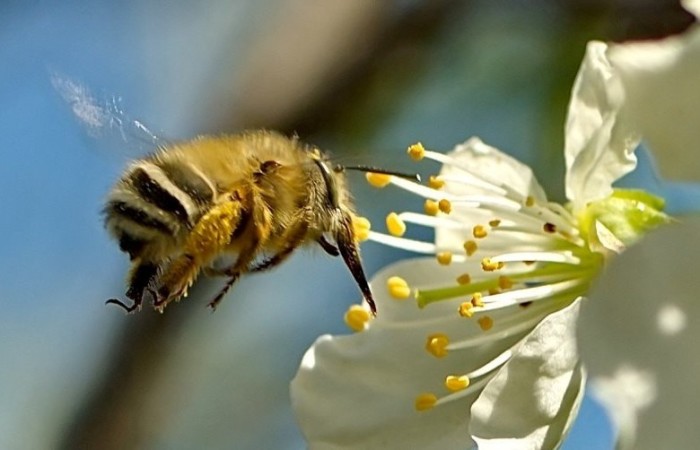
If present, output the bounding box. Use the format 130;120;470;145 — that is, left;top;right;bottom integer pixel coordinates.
250;215;311;273
207;192;273;310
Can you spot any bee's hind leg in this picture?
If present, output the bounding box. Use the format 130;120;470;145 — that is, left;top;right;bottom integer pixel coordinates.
153;196;246;312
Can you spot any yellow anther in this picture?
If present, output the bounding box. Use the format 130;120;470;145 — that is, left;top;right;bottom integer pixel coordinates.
458;302;474;318
481;258;505;272
424;199;439;216
438;199;452;214
478;316;494;331
386;212;406;236
489;219;501;227
456;273;471;285
365;172;392;188
473;225;488;239
463;240;478;256
415;393;438;411
498;275;513;290
488;287;501;295
436;251;453;266
445;375;470;392
387;276;411;300
543;222;557;233
471;292;484;307
425;333;449;358
344;304;371;332
352;216;371;242
407;142;426;161
525;196;535;207
428;175;445;190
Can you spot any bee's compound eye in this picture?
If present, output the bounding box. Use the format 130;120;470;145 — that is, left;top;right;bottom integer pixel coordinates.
259;160;281;174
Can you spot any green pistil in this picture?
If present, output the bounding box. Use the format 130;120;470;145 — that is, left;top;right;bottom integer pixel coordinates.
416;265;594;308
578;189;671;248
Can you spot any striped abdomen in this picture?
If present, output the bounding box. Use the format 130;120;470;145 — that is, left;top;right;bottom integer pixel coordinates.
104;159;216;260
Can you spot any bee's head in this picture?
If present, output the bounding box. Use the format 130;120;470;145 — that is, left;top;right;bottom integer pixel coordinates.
310;153;420;316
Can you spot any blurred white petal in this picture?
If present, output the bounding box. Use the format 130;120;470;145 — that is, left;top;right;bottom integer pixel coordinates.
579;217;700;450
607;3;700;181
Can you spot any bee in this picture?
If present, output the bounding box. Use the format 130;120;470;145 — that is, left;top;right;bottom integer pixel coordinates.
103;130;418;314
52;74;417;314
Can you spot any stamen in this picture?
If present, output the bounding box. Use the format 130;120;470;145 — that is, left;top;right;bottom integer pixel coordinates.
436;251;453;265
498;276;513;290
446;308;551;350
478;316;494;331
420;349;513;411
463;240;478;256
489;219;501;227
407;142;426;161
456;273;471;285
458;302;474;318
428;175;445;190
367;231;437;254
389;176;456;201
445;375;470;392
481;258;505;272
387;276;411;300
471;292;484;307
425;333;450;358
366;172;392;188
424;199;439;216
543;222;557;233
344;304;371;332
473;225;488;239
490;251;581;265
415;393;438;411
438;199;452;214
477;279;588;311
397;212;467;231
525;196;535;207
386;212;406;237
352;216;371;242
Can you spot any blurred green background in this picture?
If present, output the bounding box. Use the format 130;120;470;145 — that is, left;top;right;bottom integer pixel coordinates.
0;1;694;449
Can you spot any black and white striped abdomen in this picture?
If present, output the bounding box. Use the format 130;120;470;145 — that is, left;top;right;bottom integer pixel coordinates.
104;159;216;260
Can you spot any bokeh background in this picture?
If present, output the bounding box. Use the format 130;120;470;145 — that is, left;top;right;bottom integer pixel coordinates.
1;1;695;449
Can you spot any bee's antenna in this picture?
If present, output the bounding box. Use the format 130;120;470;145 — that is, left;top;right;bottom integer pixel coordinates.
335;165;421;183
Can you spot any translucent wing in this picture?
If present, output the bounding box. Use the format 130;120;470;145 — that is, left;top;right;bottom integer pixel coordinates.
51;71;167;158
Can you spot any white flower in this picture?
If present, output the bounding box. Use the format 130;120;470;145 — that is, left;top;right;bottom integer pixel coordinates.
291;39;675;450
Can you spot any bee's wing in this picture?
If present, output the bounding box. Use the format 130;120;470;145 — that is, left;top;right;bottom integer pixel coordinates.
51;71;168;159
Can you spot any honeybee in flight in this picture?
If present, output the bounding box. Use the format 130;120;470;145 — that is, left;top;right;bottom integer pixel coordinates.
54;74;417;314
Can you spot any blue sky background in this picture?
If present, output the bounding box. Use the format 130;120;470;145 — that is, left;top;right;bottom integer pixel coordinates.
6;1;685;448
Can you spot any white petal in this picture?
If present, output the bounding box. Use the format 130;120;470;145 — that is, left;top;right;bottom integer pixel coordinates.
444;137;547;200
608;24;700;181
564;41;640;210
437;137;548;248
579;217;700;449
291;258;552;450
291;331;474;450
471;299;585;450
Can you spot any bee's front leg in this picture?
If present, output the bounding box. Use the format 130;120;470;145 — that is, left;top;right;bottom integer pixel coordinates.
106;261;158;313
